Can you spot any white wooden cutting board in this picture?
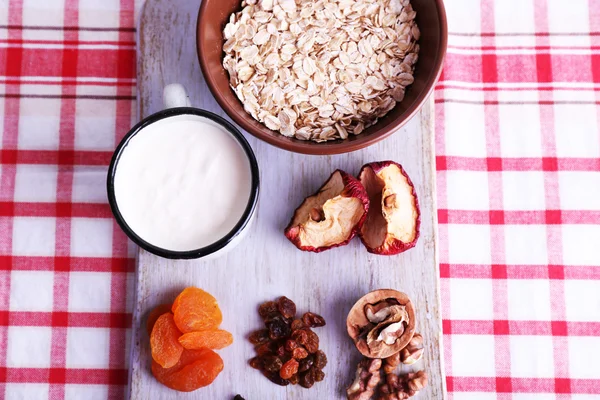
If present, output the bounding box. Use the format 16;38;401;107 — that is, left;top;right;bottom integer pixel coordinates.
128;0;445;398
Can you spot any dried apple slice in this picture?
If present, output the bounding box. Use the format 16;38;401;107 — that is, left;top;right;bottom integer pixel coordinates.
285;170;369;252
358;161;420;255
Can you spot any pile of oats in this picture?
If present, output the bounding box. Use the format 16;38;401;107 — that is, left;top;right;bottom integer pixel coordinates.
222;0;420;142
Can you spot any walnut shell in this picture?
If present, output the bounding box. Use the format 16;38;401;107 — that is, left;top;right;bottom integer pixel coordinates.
346;289;416;359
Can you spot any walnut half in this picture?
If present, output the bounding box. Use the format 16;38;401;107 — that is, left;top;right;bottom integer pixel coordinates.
347;289;416;359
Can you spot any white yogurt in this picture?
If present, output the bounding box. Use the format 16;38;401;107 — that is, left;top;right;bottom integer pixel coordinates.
113;114;253;252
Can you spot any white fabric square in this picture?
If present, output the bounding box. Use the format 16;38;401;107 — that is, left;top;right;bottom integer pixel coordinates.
502;171;546;211
447;224;491;264
444;0;481;33
72;167;110;203
446;171;489;211
17;98;61;150
453;394;498;400
7;326;52;368
510;336;555;378
451;335;496;377
499;104;542;157
64;384;109;400
68;272;112;312
444;103;487;158
562;225;600;266
568;337;600;379
564;280;600;322
548;0;591;34
504;225;548;264
74;100;116;151
554;105;600;158
558;172;600;211
495;0;535;33
449;279;493;320
513;395;557;400
12;217;56;256
66;327;110;369
70;218;113;257
9;271;54;312
13;165;58;203
5;383;49;400
507;280;551;321
22;0;64;41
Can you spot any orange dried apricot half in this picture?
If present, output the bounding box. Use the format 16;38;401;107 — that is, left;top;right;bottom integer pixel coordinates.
146;304;172;335
150;313;184;368
151;348;224;392
178;329;233;350
172;287;223;333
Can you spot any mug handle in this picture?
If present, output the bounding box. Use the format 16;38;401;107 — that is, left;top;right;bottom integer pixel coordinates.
163;83;191;109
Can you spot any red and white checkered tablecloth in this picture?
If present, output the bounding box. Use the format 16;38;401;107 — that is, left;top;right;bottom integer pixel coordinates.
1;0;599;399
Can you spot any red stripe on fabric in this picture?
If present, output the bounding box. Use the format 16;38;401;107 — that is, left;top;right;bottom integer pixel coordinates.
0;255;134;272
0;24;135;33
0;149;113;165
0;3;23;398
443;320;600;336
2;367;128;385
0;48;136;79
435;99;600;105
447;377;600;393
438;210;599;225
0;78;135;87
437;83;600;92
449;31;600;37
0;39;136;46
0;311;131;328
436;156;600;172
439;263;600;280
0;202;112;218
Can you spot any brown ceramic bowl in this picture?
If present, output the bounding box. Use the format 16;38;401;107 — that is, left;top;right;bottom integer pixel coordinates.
197;0;447;155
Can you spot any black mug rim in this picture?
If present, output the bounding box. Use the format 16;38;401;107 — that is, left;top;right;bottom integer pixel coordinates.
106;107;260;260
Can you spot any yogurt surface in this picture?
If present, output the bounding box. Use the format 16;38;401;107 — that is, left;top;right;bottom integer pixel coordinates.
113;114;252;251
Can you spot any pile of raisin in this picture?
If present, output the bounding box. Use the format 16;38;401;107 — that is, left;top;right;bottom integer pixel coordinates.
248;296;327;388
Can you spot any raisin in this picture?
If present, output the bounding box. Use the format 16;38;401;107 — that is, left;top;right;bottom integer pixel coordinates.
234;396;245;400
303;329;320;353
263;355;283;373
299;369;315;388
255;342;273;356
258;301;279;321
262;370;290;386
298;356;314;372
267;316;291;340
277;296;297;319
313;368;325;382
279;358;299;379
249;356;263;370
291;319;305;330
291;329;308;344
285;339;299;352
276;344;287;357
302;312;326;328
292;347;308;359
289;374;299;385
314;350;327;369
249;329;270;345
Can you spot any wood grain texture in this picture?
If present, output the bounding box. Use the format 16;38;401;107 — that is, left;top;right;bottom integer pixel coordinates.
129;0;445;398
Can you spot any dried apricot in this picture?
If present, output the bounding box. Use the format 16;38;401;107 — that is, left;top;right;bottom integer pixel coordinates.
151;348;223;392
146;304;172;335
172;287;222;333
178;329;233;350
150;313;183;368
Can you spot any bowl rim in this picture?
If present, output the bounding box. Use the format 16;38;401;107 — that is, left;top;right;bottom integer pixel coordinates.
197;0;448;155
106;107;260;260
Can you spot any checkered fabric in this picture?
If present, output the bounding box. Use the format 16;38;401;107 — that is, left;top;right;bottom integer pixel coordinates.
1;0;599;399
